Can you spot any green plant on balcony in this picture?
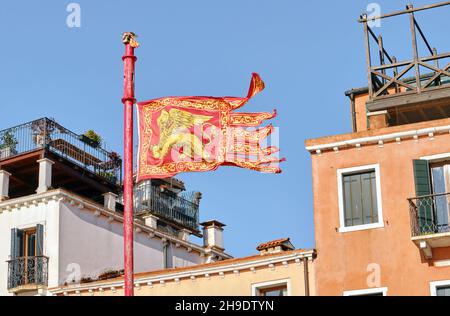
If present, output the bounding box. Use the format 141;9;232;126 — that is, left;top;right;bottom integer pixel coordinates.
82;130;103;148
0;131;18;157
98;171;117;182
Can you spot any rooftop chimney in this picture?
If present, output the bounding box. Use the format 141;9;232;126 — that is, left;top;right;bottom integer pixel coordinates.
256;238;295;255
201;220;225;251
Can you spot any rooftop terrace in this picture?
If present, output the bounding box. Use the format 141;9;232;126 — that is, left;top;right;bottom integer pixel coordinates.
0;117;122;201
358;2;450;127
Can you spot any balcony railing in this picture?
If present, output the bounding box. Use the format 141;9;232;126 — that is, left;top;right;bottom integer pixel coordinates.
120;182;200;231
7;256;49;290
361;3;450;102
0;118;122;184
408;192;450;237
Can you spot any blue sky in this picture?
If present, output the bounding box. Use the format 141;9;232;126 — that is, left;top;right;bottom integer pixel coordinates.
1;1;450;257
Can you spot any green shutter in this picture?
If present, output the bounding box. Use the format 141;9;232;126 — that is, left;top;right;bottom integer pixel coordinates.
10;228;23;289
413;160;433;233
413;160;431;197
10;228;19;259
343;171;379;227
36;224;44;256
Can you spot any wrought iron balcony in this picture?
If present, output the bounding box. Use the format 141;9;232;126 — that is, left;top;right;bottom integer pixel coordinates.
408;192;450;258
7;256;49;291
0;118;122;184
120;181;200;232
408;192;450;237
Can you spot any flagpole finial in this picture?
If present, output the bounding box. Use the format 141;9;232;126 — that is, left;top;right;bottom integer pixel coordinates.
122;32;140;48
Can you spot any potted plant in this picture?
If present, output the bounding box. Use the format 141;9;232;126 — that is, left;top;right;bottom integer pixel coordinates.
82;130;102;148
98;171;117;183
0;131;18;159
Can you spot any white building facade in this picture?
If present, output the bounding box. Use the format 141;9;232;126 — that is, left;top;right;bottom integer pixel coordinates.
0;118;231;296
0;189;230;296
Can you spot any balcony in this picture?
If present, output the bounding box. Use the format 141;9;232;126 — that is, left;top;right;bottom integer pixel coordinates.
408;192;450;259
7;256;49;293
0;118;122;184
121;181;200;233
0;118;122;201
360;3;450;127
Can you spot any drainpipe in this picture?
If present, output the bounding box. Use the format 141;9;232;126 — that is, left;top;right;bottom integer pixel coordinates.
349;93;357;132
303;257;310;296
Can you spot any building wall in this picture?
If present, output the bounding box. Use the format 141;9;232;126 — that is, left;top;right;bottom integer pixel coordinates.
54;254;315;296
354;93;369;132
91;265;306;296
58;201;204;285
309;120;450;296
0;189;220;296
0;199;60;296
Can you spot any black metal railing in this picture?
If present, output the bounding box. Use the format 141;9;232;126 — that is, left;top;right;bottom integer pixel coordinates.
7;256;49;290
408;192;450;237
0;118;122;184
119;181;200;231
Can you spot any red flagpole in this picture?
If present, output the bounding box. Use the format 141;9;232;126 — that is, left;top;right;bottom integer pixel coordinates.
121;32;138;296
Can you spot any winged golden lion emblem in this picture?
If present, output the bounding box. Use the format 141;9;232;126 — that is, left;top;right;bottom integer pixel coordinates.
152;108;215;161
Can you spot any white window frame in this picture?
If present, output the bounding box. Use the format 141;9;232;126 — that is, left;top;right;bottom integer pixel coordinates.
343;287;388;296
420;152;450;162
430;280;450;296
251;279;291;296
337;164;384;233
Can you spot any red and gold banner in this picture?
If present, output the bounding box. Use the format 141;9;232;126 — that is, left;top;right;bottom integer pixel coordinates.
136;73;284;181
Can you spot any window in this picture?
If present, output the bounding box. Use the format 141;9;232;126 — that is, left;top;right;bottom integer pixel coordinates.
252;279;291;296
162;241;172;269
337;164;384;232
437;286;450;296
430;280;450;296
9;224;45;289
343;287;388;296
23;228;37;258
413;157;450;234
259;285;287;297
11;224;44;259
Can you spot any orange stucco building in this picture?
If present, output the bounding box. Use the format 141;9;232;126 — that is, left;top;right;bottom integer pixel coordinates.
305;4;450;296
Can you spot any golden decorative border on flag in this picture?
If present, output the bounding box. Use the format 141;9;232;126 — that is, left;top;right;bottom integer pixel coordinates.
136;73;284;181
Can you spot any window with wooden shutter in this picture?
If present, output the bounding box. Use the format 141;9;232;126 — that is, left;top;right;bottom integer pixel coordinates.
437;286;450;296
413;160;431;196
9;228;24;289
342;170;378;227
36;224;44;256
413;160;433;232
10;228;20;259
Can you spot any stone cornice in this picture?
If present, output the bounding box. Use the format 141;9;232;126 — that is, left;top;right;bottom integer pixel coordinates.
305;124;450;154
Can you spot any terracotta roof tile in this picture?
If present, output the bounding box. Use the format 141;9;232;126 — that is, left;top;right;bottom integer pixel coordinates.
256;238;291;251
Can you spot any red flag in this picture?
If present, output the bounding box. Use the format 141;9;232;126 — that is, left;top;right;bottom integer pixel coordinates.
136;73;284;181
